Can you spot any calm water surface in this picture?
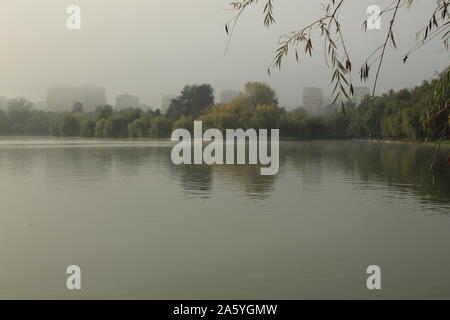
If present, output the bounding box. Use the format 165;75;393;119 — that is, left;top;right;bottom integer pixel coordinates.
0;137;449;299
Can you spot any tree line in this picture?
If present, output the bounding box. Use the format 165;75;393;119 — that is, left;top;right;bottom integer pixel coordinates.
0;71;448;140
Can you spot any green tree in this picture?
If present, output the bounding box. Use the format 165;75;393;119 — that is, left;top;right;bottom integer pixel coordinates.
166;84;215;120
95;119;107;137
281;109;308;139
96;105;113;121
129;117;151;138
244;82;278;107
57;114;80;137
7;97;34;134
249;104;282;129
0;110;10;134
149;117;172;138
80;118;96;137
23;111;53;135
104;115;129;138
173;116;194;133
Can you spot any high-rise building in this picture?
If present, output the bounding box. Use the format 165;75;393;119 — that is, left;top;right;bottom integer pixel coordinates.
46;85;107;112
303;87;324;116
220;90;240;104
161;94;177;114
352;87;370;106
116;93;139;110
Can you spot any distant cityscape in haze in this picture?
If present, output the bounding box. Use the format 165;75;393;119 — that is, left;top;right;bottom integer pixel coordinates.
0;85;370;116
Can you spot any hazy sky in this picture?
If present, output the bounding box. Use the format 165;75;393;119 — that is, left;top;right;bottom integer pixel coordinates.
0;0;448;109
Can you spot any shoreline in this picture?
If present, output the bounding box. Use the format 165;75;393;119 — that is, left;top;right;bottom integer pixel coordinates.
353;138;450;149
0;135;449;149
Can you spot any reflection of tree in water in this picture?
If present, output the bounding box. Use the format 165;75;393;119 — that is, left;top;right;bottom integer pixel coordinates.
44;145;170;186
168;163;213;199
354;142;450;204
7;140;445;204
43;147;113;186
167;143;278;199
212;164;276;200
40;144;275;200
280;141;323;190
0;147;40;177
0;146;115;184
111;146;169;178
283;141;450;205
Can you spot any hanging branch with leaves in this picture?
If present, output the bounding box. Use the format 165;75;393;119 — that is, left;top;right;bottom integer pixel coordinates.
360;0;402;97
361;0;449;96
406;0;449;58
226;0;353;110
225;0;449;104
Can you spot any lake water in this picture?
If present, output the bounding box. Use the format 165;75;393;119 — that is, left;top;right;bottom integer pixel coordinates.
0;137;449;299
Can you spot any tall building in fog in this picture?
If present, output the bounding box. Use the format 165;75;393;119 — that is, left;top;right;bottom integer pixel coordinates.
116;93;139;110
161;94;177;114
352;87;370;106
303;87;324;116
220;90;240;104
46;85;107;112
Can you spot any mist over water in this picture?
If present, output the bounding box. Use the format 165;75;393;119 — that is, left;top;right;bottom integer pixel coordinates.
0;138;449;299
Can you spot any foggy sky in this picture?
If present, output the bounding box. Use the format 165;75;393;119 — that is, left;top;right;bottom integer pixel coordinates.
0;0;448;110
